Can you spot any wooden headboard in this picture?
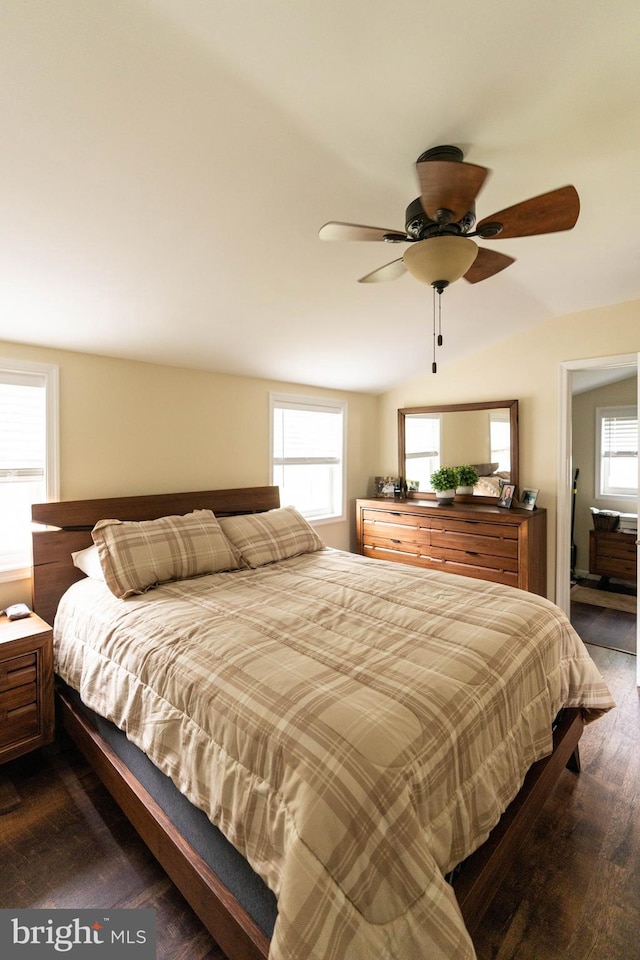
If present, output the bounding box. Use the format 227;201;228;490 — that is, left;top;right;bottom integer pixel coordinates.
31;486;281;628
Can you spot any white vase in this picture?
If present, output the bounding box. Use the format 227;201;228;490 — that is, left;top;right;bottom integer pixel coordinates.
456;485;474;495
435;489;455;505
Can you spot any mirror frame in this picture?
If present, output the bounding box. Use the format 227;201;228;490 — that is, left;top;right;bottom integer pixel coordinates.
398;399;519;503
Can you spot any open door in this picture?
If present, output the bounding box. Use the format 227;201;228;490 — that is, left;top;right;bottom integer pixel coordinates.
558;353;639;685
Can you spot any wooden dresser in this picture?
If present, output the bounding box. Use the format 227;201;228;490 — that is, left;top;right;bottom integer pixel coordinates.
589;529;637;585
356;498;547;596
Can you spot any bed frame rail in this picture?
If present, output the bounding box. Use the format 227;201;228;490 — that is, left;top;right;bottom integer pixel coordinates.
452;707;583;932
57;687;270;960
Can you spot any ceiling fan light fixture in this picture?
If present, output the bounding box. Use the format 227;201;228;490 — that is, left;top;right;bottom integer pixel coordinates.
403;236;478;287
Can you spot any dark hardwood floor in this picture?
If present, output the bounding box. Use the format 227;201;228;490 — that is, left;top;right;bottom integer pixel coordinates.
0;740;226;960
473;644;640;960
1;645;638;960
571;602;636;655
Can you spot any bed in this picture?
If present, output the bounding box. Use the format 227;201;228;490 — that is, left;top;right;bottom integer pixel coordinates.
31;486;614;960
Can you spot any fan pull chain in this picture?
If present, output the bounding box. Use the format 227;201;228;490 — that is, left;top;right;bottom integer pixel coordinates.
432;286;437;373
431;285;445;373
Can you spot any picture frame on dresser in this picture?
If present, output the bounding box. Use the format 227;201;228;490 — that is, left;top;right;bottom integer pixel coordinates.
375;476;400;497
497;484;516;509
520;488;539;510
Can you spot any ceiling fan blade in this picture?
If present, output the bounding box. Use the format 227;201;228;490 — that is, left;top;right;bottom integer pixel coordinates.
464;247;515;284
477;185;580;239
358;258;407;283
319;221;407;242
416;159;489;223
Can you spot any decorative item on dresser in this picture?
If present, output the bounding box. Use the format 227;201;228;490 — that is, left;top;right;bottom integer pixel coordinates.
356;497;547;595
0;611;54;764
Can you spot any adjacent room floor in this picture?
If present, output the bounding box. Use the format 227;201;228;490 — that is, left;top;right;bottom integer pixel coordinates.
570;577;637;656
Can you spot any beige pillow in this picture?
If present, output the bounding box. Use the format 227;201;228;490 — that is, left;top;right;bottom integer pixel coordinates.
92;509;241;599
219;506;324;568
71;544;105;580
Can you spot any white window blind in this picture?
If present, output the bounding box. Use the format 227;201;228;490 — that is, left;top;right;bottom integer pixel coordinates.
0;361;59;577
405;413;441;490
490;409;511;474
597;406;638;499
270;394;346;522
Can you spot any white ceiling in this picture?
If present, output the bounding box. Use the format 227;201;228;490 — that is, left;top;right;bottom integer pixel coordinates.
2;1;639;394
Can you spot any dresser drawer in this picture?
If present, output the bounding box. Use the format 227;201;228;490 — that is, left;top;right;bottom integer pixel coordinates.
360;507;427;531
427;553;519;587
363;545;429;567
429;517;518;563
360;507;431;557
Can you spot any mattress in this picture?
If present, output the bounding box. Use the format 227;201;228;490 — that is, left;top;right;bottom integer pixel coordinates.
53;548;614;960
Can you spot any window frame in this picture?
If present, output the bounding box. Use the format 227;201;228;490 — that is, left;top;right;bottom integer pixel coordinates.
269;392;347;524
594;404;638;502
0;358;60;581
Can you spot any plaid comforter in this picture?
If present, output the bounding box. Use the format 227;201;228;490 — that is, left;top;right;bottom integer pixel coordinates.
54;549;614;960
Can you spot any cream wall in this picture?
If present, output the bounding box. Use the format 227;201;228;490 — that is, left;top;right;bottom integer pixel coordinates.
378;299;640;600
3;297;639;611
572;373;637;578
0;340;379;609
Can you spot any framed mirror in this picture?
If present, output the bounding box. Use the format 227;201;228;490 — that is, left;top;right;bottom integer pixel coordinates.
398;399;519;502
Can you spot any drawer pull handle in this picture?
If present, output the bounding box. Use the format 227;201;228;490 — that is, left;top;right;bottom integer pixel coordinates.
390;511;401;516
391;538;401;544
466;550;479;556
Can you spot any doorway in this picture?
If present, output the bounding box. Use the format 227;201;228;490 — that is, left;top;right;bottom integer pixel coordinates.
557;353;639;681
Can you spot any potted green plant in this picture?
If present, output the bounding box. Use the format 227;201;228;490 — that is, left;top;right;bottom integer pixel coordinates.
430;465;458;504
455;464;479;495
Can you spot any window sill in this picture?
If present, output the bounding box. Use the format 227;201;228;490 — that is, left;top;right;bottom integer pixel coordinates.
303;513;346;526
0;566;32;584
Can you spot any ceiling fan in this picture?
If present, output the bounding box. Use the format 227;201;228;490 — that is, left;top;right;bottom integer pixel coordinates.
319;144;580;287
319;144;580;371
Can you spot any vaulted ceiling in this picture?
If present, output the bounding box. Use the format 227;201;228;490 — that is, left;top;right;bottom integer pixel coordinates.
1;1;639;392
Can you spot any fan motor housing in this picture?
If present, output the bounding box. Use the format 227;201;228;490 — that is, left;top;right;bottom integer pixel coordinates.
405;197;475;240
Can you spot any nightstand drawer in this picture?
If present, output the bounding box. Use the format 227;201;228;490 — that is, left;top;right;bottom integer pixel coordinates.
0;614;54;763
0;702;39;747
0;653;37;693
0;680;37;712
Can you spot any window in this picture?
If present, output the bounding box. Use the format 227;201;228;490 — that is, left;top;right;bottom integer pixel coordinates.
0;360;59;578
405;413;441;491
596;406;638;500
490;409;511;475
270;394;346;522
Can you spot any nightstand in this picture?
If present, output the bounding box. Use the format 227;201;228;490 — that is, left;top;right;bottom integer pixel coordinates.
0;612;54;764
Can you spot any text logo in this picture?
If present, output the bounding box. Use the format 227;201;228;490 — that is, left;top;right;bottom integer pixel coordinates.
0;909;156;956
